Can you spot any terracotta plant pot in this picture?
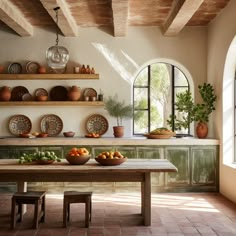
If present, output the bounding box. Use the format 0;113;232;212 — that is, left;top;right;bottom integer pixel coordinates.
196;122;208;139
113;126;124;138
0;86;11;101
68;86;81;101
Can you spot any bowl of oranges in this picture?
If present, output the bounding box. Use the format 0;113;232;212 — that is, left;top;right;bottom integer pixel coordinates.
66;147;91;165
95;151;127;166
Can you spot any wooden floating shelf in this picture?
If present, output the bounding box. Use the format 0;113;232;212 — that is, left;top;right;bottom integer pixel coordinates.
0;101;104;106
0;74;99;80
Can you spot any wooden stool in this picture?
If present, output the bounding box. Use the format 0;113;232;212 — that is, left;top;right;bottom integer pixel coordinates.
11;191;46;229
63;191;92;228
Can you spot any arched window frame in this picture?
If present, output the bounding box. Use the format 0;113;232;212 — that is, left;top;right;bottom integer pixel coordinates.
132;60;193;136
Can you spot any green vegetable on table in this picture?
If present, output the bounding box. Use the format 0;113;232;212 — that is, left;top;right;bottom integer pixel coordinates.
18;151;61;164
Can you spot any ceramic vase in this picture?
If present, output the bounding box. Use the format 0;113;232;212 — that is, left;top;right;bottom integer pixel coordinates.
0;86;11;101
196;122;208;139
68;86;81;101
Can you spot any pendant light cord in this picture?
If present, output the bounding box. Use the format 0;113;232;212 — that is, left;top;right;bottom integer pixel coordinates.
54;7;60;46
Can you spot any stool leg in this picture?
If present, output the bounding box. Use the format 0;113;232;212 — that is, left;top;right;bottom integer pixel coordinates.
11;197;16;229
90;197;92;222
41;196;45;222
68;203;71;221
85;199;90;227
33;200;39;229
18;203;23;222
63;199;67;227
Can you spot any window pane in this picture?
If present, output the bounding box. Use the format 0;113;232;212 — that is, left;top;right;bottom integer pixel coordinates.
134;110;149;133
135;67;148;86
175;68;188;86
150;63;171;128
134;88;148;109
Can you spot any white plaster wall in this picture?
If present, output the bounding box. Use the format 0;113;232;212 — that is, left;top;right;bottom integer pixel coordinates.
0;25;206;137
207;0;236;203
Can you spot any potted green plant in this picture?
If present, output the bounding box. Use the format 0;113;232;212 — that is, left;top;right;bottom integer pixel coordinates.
104;94;133;138
167;83;217;138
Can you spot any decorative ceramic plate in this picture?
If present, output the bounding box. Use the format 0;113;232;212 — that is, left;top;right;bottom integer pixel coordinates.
85;114;108;135
8;62;22;74
34;88;48;97
50;86;68;101
11;86;29;101
83;88;97;97
26;61;40;74
9;115;32;136
40;114;63;136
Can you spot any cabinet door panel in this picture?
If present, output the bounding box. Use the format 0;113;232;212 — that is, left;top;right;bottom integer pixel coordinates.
192;148;216;184
166;148;190;185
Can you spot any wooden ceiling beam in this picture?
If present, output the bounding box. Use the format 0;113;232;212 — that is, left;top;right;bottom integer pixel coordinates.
40;0;77;37
112;0;129;37
0;0;33;37
163;0;204;36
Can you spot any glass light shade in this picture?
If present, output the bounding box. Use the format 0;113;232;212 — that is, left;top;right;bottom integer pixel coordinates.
46;45;69;70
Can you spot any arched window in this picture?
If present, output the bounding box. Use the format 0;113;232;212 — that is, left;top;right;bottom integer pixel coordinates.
133;62;190;136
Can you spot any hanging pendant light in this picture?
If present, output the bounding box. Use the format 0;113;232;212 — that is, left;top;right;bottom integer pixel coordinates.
46;7;69;71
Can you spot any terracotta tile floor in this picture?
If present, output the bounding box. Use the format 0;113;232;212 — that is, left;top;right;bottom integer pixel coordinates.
0;192;236;236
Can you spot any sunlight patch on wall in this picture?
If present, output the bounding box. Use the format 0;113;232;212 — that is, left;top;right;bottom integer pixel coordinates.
92;43;137;84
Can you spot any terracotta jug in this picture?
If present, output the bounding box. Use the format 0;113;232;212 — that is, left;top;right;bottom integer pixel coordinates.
196;122;208;139
0;86;11;101
68;86;81;101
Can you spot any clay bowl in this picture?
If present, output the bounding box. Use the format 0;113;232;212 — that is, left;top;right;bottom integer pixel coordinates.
37;133;48;138
66;154;90;165
36;95;48;101
63;131;75;137
95;157;127;166
19;133;30;138
35;160;55;165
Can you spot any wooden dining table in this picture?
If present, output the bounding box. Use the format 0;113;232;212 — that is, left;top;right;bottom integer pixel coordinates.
0;159;177;226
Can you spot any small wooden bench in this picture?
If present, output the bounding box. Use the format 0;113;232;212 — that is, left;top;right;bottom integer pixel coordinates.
11;191;46;229
63;191;92;228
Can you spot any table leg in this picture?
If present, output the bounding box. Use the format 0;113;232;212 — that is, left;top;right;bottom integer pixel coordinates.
141;181;144;216
142;172;151;226
17;181;27;214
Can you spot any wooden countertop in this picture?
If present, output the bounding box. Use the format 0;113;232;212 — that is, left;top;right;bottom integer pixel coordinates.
0;136;220;146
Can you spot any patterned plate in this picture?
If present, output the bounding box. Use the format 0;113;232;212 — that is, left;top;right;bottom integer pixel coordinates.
86;114;108;135
8;62;22;74
34;88;48;97
40;114;63;136
9;115;32;136
11;86;29;101
26;61;40;74
83;88;97;97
